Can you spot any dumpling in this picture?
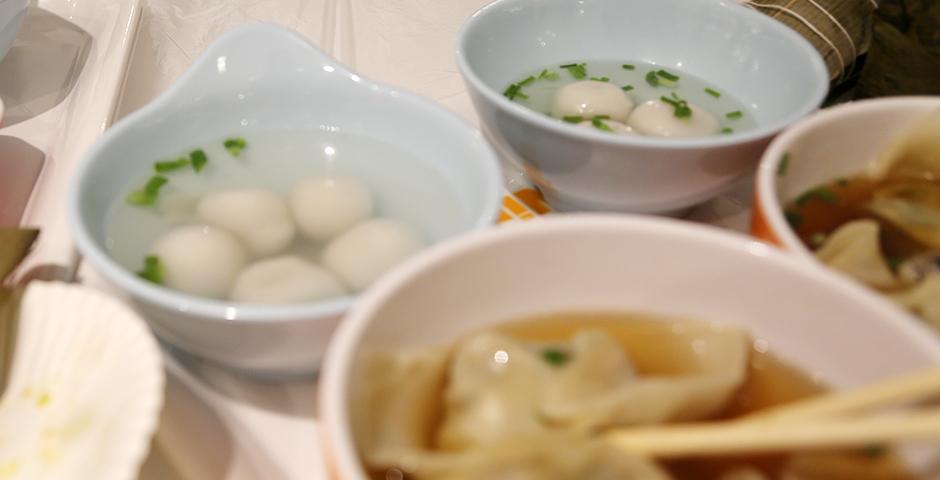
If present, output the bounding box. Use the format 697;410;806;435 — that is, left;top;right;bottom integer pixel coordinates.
890;273;940;331
289;175;373;242
322;219;425;291
867;183;940;249
627;99;719;138
197;188;295;257
229;256;347;303
551;80;635;122
814;219;898;289
152;225;248;298
867;109;940;181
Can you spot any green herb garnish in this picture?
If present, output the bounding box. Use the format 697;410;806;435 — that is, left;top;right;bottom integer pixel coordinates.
785;210;802;229
705;87;721;98
777;153;790;176
621;85;634;92
721;127;734;134
190;149;209;172
561;63;587;79
590;76;610;82
621;64;635;70
795;187;838;206
126;175;169;206
542;347;571;367
726;110;744;119
518;76;537;86
154;157;189;173
537;69;558;81
660;95;692;119
503;83;522;100
223;138;247;157
136;255;164;284
645;71;660;87
562;115;584;123
656;69;680;82
591;116;613;132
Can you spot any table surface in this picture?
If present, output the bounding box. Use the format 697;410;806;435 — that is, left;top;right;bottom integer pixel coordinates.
97;1;754;478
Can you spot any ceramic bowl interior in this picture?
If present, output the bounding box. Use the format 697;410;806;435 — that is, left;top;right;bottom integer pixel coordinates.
457;0;828;148
320;215;940;478
753;96;940;256
68;24;502;374
0;0;28;62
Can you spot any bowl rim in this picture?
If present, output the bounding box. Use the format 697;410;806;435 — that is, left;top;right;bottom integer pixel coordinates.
754;95;940;260
454;0;830;150
318;213;940;479
67;23;503;325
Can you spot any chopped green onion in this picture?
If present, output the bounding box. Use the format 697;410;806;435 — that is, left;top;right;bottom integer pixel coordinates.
656;69;680;82
704;87;721;98
593;115;611;120
591;116;614;132
518;76;537;86
223;138;247;157
562;115;584;123
503;83;522;99
784;210;802;229
136;255;164;284
721;127;734;134
660;95;692;119
645;71;660;87
542;347;571;367
154;157;189;173
537;69;558;80
795;187;838;206
621;64;635;70
621;85;634;92
590;76;610;82
561;63;587;79
190;149;208;172
126;175;169;206
777;153;790;176
726;110;744;119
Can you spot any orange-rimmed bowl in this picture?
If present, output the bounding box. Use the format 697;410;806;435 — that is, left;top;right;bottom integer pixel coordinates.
751;96;940;260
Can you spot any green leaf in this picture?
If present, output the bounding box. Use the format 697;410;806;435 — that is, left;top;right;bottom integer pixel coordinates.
190;149;209;172
154;157;190;173
126;175;169;206
136;255;164;284
223;138;247;157
726;110;744;119
705;87;721;98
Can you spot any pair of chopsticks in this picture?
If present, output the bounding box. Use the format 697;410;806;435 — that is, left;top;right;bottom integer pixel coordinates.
605;367;940;457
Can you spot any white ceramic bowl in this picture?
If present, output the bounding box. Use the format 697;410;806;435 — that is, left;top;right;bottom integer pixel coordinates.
457;0;828;214
752;96;940;257
319;214;940;478
0;0;27;62
0;281;163;480
69;24;502;377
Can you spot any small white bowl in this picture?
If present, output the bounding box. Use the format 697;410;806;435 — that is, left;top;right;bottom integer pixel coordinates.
0;281;163;480
69;24;502;377
751;96;940;258
457;0;828;214
319;215;940;478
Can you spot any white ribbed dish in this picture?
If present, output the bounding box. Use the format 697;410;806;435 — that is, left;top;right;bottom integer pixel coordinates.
0;281;164;480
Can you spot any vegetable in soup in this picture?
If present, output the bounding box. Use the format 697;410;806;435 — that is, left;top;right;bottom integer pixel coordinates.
106;130;462;303
503;61;755;138
357;312;912;480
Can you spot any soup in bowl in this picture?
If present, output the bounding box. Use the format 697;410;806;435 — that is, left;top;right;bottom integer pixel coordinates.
456;0;828;214
68;24;502;377
319;215;940;478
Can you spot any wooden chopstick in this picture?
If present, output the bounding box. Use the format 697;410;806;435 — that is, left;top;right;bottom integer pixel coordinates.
742;367;940;423
605;409;940;458
604;367;940;458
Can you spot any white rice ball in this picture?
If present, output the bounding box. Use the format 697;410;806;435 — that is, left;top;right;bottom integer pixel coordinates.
230;256;348;304
551;80;635;122
197;188;296;257
322;219;425;291
152;225;248;298
289;175;373;242
627;99;719;138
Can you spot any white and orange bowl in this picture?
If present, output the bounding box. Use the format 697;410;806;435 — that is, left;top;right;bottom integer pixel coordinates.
0;281;164;480
318;214;940;478
751;96;940;257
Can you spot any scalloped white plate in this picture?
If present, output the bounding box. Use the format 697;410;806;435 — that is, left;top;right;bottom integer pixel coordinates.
0;281;163;480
